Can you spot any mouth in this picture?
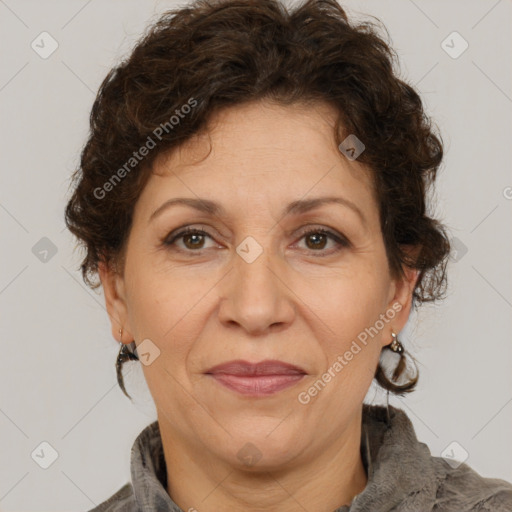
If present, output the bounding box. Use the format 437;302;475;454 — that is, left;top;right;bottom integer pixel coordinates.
205;359;307;397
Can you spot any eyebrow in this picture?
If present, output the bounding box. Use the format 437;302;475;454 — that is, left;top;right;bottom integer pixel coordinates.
149;196;367;225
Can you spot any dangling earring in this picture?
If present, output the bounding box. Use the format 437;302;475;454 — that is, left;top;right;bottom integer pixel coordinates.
385;332;405;427
116;328;139;399
375;330;418;397
387;331;405;382
389;331;404;354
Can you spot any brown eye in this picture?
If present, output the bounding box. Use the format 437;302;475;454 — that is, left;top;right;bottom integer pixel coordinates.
163;225;350;256
164;227;214;251
305;232;329;250
182;232;206;249
296;227;350;255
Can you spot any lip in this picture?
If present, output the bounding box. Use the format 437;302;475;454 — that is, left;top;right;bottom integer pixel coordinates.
205;359;307;397
205;359;307;376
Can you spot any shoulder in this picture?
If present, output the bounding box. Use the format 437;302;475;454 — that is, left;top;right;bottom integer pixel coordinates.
428;453;512;511
87;482;136;512
363;405;512;512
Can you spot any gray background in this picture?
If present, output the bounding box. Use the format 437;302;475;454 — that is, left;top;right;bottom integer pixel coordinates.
0;0;511;510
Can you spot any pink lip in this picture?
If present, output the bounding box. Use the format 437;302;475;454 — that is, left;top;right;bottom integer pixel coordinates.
205;359;307;396
205;359;306;376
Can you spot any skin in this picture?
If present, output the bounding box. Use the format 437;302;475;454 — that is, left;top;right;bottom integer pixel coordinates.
99;98;418;512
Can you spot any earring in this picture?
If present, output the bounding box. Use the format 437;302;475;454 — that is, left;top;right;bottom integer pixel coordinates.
385;332;405;426
116;328;139;399
389;331;404;354
116;328;139;362
386;331;405;382
375;330;418;397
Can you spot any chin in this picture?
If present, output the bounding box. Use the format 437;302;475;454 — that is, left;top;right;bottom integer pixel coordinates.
214;426;304;468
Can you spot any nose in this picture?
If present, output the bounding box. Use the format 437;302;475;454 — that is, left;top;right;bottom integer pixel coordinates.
217;246;296;335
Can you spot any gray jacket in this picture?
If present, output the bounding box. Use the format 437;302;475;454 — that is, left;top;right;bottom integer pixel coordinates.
89;404;512;511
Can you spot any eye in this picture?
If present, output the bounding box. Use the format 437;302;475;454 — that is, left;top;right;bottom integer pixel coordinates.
163;225;350;255
164;226;215;251
294;227;350;255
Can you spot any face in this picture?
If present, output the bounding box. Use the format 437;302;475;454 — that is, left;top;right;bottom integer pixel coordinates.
100;99;417;471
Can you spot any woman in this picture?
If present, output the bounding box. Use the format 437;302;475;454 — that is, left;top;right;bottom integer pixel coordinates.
64;0;512;510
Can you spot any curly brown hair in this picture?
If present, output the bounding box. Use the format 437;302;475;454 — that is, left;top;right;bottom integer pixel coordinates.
65;0;450;395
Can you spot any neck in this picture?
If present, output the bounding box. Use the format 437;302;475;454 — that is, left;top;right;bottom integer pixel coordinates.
159;407;368;512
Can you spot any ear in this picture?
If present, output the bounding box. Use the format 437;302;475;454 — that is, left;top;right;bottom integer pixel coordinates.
98;259;134;344
384;246;420;344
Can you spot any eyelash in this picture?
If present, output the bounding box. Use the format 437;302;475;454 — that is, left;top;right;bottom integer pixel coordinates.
163;226;350;256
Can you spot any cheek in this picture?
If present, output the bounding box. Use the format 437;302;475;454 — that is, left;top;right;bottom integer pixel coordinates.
314;279;389;391
308;265;391;338
124;254;213;369
127;279;197;343
125;272;203;403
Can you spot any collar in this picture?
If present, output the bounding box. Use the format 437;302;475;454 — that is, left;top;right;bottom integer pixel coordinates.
129;404;437;511
335;404;438;511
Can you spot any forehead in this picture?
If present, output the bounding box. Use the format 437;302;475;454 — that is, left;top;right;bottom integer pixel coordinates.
139;99;377;220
